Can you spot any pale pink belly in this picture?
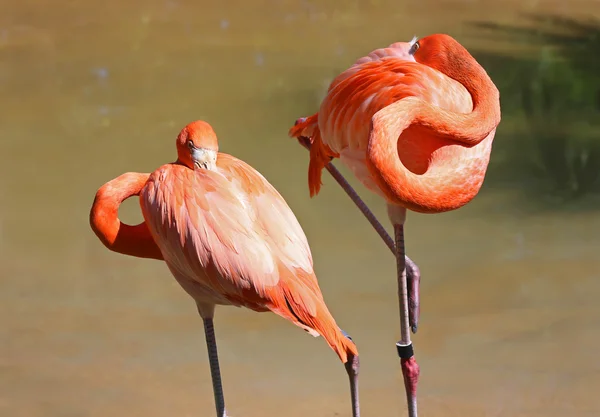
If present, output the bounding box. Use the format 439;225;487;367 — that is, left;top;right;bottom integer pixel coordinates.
164;261;236;307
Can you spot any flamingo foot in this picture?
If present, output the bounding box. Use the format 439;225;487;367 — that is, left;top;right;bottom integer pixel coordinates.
406;258;421;334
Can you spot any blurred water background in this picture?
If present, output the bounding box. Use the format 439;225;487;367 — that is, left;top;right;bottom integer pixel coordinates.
1;1;599;416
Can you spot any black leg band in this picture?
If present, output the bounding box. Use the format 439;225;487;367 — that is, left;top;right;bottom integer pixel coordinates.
396;342;414;359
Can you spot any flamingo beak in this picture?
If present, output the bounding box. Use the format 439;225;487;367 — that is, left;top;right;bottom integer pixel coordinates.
191;147;217;170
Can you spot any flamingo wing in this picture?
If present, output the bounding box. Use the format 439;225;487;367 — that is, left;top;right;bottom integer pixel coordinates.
215;154;325;318
216;153;314;274
216;155;357;360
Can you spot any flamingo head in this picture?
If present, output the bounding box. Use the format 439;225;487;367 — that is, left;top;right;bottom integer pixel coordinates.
176;120;219;171
408;33;472;73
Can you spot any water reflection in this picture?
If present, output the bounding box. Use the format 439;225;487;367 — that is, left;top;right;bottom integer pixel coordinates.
1;1;599;416
469;13;600;204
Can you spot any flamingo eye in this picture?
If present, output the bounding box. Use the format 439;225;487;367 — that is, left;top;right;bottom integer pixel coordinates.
409;41;420;55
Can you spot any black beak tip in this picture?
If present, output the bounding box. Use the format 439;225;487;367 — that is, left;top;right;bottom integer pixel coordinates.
294;117;307;126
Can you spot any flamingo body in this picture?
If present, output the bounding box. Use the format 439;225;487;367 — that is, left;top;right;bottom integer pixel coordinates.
138;153;355;362
90;120;361;417
288;34;501;417
290;34;500;213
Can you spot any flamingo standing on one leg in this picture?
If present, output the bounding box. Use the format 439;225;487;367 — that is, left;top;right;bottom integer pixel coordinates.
289;33;501;417
90;121;361;417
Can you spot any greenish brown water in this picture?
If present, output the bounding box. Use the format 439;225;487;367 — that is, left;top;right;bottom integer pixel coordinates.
1;1;599;416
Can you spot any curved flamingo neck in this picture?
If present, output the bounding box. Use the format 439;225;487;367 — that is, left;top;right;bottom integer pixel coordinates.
416;52;501;146
89;172;164;260
366;48;500;213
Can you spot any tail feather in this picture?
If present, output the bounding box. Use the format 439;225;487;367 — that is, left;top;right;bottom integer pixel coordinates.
268;268;358;364
307;130;329;197
283;284;358;364
288;114;339;198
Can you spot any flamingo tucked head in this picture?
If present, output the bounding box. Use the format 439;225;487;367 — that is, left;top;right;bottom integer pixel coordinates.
176;120;219;171
408;33;475;74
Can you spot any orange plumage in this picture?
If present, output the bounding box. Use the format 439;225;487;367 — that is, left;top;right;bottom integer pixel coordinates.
289;34;502;417
90;120;361;417
91;121;357;363
289;34;501;213
139;152;356;363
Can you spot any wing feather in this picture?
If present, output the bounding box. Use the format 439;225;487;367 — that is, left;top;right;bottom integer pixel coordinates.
140;164;278;303
320;56;473;154
140;159;315;299
217;154;314;275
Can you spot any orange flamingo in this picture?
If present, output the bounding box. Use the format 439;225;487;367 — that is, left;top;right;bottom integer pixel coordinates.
90;121;361;417
289;34;501;417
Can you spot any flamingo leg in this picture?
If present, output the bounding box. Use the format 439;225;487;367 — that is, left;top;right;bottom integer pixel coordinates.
294;131;421;332
202;317;228;417
341;330;361;417
388;205;420;417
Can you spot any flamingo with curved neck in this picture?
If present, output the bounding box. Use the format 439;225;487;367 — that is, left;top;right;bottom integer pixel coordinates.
89;121;361;417
290;33;501;417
